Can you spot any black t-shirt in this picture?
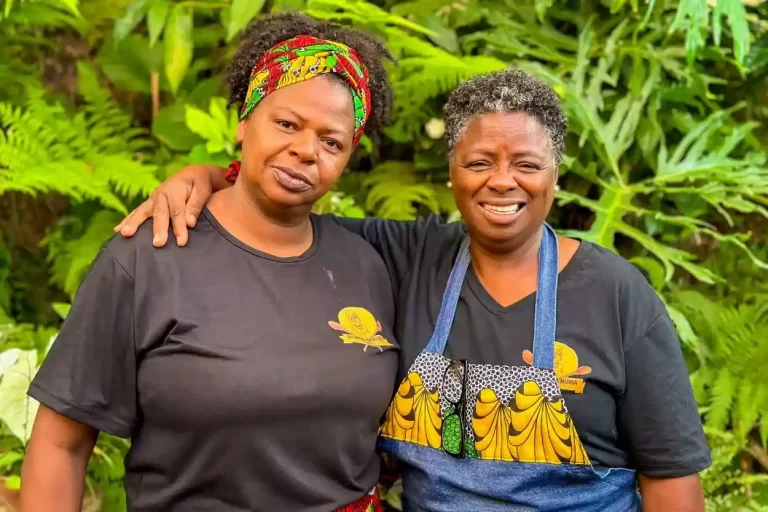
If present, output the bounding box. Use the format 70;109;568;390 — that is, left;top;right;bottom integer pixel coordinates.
29;208;399;512
332;214;711;477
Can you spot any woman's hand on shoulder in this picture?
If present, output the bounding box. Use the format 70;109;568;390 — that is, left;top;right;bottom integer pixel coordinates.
114;164;225;247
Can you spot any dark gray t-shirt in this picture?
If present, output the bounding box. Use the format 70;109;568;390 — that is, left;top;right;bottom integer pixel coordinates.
29;208;399;512
332;215;711;478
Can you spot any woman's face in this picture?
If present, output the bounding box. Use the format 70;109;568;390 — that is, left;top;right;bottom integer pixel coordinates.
450;111;557;252
236;75;355;214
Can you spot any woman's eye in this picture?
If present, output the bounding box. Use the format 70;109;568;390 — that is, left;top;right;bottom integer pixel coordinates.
467;161;490;170
519;163;542;172
322;139;342;151
276;120;296;130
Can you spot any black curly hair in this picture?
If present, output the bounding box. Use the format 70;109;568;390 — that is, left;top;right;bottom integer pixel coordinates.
443;69;567;164
227;12;394;137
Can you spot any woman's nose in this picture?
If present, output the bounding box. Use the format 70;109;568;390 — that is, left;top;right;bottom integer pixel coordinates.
486;168;519;193
289;130;318;164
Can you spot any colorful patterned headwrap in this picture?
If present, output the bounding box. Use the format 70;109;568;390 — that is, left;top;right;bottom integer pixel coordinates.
240;34;372;146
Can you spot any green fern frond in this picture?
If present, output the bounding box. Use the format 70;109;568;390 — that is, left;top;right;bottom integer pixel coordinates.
363;162;448;220
676;290;768;440
42;211;121;298
707;367;736;431
0;62;158;213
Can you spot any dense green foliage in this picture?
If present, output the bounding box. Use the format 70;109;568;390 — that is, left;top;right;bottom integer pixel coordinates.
1;0;767;510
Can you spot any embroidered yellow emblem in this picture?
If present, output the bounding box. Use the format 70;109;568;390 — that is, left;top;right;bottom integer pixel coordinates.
522;342;592;393
328;307;393;352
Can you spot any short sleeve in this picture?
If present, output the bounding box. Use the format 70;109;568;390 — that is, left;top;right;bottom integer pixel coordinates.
28;246;137;438
618;312;711;477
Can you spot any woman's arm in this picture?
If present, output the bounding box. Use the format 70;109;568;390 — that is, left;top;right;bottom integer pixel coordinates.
22;245;138;510
638;474;705;512
21;406;98;512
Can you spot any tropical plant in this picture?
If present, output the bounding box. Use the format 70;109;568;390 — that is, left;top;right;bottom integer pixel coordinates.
1;0;767;509
675;289;768;443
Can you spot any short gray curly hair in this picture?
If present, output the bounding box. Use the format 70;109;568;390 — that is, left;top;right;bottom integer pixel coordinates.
443;69;567;164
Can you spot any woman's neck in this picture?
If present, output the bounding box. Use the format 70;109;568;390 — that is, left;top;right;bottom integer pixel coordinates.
207;183;314;258
470;227;579;308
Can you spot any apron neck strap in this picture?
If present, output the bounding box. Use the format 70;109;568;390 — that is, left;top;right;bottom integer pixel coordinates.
425;236;471;354
424;225;559;371
532;224;558;369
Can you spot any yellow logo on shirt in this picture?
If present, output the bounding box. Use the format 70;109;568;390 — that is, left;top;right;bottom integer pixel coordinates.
522;342;591;393
328;307;393;352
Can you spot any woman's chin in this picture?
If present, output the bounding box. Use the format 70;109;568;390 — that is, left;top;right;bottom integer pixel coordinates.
261;183;316;212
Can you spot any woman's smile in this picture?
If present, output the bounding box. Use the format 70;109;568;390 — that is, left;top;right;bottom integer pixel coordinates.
478;201;527;225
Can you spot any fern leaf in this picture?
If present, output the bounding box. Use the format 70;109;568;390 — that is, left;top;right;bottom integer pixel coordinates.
363;162;444;220
43;211;121;298
706;367;735;431
0;63;158;213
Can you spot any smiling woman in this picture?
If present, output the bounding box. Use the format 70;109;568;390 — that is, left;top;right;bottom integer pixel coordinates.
20;13;399;512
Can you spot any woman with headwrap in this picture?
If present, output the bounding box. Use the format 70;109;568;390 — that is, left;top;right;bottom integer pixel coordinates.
21;13;398;512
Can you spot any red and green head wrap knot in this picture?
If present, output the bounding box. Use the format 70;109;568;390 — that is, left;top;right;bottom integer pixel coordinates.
240;34;372;146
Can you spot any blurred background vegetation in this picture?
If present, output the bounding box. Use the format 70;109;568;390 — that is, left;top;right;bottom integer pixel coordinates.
0;0;767;510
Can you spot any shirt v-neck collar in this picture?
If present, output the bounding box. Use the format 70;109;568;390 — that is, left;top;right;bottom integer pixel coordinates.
465;240;592;315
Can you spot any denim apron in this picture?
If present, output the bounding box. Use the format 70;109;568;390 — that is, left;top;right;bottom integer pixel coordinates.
378;225;641;511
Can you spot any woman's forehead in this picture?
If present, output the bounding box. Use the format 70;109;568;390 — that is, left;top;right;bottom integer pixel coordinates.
259;78;355;135
458;112;551;151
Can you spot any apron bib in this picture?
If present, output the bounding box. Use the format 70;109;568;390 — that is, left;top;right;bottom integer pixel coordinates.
378;225;641;511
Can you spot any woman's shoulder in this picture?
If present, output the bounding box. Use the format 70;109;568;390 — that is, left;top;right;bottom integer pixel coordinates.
570;241;668;341
317;213;468;259
572;241;652;288
104;213;219;277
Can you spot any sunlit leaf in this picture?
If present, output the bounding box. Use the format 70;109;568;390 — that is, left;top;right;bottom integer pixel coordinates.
147;0;170;47
113;0;150;44
164;5;193;95
227;0;265;42
0;349;39;443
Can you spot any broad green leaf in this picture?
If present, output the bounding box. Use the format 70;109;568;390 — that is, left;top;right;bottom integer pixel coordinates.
164;5;194;95
0;348;20;378
97;34;164;94
0;349;39;443
148;0;170;47
585;186;626;251
153;101;203;150
185;104;227;153
227;0;265;42
114;0;150;44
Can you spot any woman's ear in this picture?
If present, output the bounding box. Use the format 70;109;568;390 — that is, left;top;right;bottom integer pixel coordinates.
236;120;246;144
